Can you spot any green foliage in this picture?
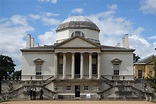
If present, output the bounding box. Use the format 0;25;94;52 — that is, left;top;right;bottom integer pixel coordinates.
12;70;21;80
133;53;141;63
0;55;16;93
0;55;16;80
148;61;156;95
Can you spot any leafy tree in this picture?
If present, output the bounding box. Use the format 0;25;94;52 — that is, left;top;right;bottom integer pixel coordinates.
12;70;21;80
133;53;141;63
149;62;156;94
0;55;16;93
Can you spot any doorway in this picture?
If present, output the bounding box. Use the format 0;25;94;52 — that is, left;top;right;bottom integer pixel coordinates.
75;85;80;97
75;53;80;77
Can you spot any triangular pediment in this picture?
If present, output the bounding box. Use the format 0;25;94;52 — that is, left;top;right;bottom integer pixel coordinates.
55;36;100;48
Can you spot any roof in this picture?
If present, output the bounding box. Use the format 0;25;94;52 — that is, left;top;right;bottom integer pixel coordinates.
56;16;100;32
135;54;156;64
21;37;134;52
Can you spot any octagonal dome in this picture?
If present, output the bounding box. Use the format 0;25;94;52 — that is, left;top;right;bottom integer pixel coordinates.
56;16;100;32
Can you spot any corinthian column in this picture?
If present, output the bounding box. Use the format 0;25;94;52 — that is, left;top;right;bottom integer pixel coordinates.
71;53;75;79
63;53;66;79
97;53;101;79
89;53;92;79
80;53;84;79
54;53;58;79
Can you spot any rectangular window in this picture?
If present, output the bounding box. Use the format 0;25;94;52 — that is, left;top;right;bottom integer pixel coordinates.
138;70;142;78
66;86;71;91
59;64;63;74
92;64;97;74
84;86;89;91
36;63;42;75
114;70;119;75
113;63;120;75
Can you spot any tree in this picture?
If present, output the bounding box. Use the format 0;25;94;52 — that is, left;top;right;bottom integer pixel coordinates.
149;62;156;94
0;55;16;93
133;53;141;63
12;70;21;80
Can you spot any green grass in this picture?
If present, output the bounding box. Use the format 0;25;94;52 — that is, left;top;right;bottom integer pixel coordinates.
152;98;156;103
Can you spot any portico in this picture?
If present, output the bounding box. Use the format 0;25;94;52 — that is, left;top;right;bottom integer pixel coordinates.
55;52;101;80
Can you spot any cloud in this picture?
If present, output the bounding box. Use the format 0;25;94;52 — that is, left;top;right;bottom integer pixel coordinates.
72;8;84;14
149;35;156;39
140;0;156;14
38;30;56;45
38;0;57;4
87;4;155;58
29;12;61;26
0;15;34;70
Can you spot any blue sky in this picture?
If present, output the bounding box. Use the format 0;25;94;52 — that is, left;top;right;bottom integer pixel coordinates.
0;0;156;70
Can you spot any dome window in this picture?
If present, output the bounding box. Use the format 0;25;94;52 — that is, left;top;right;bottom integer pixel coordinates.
71;31;85;37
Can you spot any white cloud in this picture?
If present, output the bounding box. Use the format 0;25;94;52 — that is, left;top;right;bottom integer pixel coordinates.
43;12;59;17
72;8;84;14
87;4;155;58
0;16;34;70
140;0;156;14
149;35;156;39
11;14;28;26
108;4;118;10
42;17;61;26
38;0;57;4
38;30;56;45
29;12;61;26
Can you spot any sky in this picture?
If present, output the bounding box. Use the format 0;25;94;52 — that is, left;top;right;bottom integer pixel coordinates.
0;0;156;71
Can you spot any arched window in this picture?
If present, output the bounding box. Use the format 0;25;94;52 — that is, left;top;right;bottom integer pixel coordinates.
71;31;85;37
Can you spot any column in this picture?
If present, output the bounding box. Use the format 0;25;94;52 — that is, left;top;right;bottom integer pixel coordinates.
89;53;92;79
63;53;66;79
71;53;75;79
80;53;84;79
97;53;101;79
54;53;58;79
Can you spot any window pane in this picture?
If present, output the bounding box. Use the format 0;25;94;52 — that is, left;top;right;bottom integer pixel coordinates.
66;86;71;91
84;86;89;91
59;64;63;74
36;63;42;75
138;70;142;78
92;64;97;74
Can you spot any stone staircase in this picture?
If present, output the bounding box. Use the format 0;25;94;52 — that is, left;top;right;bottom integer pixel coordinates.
99;76;153;99
1;76;56;100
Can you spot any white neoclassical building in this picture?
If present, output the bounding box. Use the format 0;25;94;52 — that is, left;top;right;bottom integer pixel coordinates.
20;16;135;99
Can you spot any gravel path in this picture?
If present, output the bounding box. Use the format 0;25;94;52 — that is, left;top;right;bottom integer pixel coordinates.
1;100;154;104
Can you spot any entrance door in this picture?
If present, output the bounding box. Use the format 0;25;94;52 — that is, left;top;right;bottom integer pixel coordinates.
75;53;80;78
75;85;80;97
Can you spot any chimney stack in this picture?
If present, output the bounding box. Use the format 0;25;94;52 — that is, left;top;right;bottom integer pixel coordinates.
26;34;31;48
36;43;39;47
124;34;129;49
31;38;34;47
122;37;125;48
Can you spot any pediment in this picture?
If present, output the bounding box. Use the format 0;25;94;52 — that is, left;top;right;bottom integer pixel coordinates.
55;36;100;48
111;58;122;63
33;58;44;63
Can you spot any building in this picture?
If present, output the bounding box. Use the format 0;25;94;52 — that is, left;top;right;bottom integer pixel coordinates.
20;16;135;99
134;54;156;79
3;16;152;100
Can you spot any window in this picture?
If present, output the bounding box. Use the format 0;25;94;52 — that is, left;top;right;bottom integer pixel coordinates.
92;64;97;74
71;31;85;37
138;70;142;78
36;63;42;75
66;86;71;91
84;86;89;91
114;70;119;75
58;64;63;75
113;63;120;75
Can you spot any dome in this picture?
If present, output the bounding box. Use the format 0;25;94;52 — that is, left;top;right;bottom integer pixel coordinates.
56;16;100;32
